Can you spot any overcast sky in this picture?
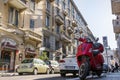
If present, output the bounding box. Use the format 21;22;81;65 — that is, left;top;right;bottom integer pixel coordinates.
74;0;117;49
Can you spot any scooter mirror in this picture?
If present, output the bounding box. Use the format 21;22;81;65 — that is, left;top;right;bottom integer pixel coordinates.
96;38;99;42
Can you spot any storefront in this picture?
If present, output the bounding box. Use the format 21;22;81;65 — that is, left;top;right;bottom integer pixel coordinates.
25;44;36;58
0;38;18;72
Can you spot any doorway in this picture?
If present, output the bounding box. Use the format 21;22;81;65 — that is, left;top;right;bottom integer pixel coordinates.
1;50;15;72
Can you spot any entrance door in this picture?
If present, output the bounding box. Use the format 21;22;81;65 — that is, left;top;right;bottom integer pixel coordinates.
1;51;15;72
1;51;11;71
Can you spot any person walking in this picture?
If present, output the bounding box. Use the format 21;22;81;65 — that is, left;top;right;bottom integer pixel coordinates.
115;62;119;72
110;56;115;72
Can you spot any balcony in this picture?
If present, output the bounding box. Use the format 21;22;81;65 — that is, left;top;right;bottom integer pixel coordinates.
72;20;77;27
7;0;27;10
55;14;64;25
67;26;74;33
24;30;42;42
113;19;120;33
62;9;68;16
60;32;72;43
111;0;120;14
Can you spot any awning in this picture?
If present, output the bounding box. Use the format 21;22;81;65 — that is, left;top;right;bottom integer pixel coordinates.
1;42;17;50
25;48;36;54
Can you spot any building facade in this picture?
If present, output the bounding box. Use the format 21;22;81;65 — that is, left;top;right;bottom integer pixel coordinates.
38;0;90;60
111;0;120;62
0;0;94;71
0;0;42;71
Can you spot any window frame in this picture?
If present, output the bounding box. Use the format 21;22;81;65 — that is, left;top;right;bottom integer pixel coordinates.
45;15;50;27
8;7;19;26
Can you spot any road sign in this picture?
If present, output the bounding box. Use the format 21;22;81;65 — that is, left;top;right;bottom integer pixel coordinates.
103;36;108;47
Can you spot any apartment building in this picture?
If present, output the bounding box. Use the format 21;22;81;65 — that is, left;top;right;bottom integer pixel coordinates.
111;0;120;62
0;0;94;71
38;0;91;60
0;0;42;71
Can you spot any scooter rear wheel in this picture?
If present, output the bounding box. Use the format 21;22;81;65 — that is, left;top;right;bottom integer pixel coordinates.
78;61;89;80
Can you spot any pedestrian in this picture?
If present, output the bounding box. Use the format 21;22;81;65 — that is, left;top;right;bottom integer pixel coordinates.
110;56;115;72
115;62;119;72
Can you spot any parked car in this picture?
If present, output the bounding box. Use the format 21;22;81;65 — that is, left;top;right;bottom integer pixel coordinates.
17;58;50;75
59;55;79;77
45;60;60;74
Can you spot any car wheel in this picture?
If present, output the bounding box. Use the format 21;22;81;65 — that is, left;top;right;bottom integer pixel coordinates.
16;68;18;72
60;73;66;77
18;73;23;75
51;69;55;74
33;69;38;75
46;69;50;74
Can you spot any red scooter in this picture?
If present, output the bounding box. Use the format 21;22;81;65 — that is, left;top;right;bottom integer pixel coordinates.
76;37;104;80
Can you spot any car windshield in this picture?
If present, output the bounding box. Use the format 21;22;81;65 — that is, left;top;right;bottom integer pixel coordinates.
21;59;33;63
66;55;76;58
51;61;59;65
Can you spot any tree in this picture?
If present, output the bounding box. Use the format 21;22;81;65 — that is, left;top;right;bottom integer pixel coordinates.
39;51;48;60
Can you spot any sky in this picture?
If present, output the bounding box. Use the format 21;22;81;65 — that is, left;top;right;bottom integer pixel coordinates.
74;0;117;49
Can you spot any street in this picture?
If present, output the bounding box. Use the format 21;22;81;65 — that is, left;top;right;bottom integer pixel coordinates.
0;72;120;80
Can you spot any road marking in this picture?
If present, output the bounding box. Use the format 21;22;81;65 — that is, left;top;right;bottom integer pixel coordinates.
66;77;79;80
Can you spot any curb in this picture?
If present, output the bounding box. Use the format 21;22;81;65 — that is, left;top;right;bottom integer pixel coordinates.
0;73;18;77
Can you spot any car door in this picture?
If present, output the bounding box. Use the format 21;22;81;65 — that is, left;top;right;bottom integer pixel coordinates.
34;59;42;73
53;61;60;72
39;60;47;73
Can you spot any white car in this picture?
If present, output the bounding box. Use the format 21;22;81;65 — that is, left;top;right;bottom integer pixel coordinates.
59;55;79;77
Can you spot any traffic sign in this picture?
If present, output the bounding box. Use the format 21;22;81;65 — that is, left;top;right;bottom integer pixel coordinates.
103;36;108;47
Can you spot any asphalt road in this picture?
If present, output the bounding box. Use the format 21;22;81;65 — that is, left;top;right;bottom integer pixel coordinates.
0;72;120;80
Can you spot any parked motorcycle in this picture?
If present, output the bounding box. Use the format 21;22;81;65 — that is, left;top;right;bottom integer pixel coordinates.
76;37;104;80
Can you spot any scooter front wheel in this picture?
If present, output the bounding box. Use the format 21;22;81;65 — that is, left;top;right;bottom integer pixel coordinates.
96;70;102;77
78;61;89;80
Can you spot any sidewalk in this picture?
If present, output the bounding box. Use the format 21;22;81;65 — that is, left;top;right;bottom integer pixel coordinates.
0;71;18;77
